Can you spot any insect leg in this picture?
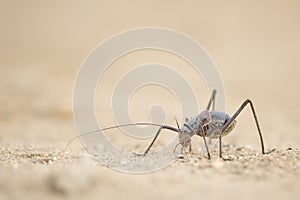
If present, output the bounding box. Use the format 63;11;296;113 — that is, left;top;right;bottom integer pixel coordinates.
143;125;179;155
219;99;273;159
184;124;211;159
202;134;211;159
206;89;216;145
206;89;217;111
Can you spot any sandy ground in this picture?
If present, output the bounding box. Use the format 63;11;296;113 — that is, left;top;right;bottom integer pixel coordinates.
0;146;299;200
1;1;300;200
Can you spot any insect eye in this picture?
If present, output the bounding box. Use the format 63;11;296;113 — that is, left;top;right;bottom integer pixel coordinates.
199;110;210;124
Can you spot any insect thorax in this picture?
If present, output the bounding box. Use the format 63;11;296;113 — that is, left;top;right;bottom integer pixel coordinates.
180;111;236;139
204;111;236;138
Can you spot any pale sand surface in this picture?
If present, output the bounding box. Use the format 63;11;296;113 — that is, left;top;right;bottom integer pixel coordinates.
0;146;299;200
1;1;300;200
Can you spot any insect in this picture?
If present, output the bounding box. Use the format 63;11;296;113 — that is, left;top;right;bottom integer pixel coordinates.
139;89;275;160
66;89;274;160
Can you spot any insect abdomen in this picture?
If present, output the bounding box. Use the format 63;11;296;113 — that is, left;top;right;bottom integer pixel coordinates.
204;111;236;138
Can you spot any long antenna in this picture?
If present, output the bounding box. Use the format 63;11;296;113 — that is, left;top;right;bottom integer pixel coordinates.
64;122;177;151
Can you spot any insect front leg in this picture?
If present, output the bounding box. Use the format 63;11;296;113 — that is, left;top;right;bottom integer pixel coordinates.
137;125;179;155
184;123;211;159
201;132;211;159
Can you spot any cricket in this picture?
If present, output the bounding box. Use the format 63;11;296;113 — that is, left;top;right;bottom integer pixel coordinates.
67;89;275;160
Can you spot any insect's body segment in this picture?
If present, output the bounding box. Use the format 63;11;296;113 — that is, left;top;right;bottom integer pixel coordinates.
178;111;236;151
204;111;236;138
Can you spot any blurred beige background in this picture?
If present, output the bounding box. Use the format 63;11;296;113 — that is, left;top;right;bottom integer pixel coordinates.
1;0;299;148
1;1;300;200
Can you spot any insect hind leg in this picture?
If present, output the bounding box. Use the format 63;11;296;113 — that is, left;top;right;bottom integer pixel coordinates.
219;99;274;160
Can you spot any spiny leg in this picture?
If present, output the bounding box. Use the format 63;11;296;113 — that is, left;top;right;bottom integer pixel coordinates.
219;99;273;159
